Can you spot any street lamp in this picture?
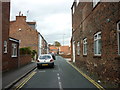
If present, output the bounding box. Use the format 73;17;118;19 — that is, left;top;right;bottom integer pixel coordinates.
63;34;66;46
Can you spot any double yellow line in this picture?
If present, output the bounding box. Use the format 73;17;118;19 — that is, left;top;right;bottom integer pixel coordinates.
14;72;36;90
67;61;105;90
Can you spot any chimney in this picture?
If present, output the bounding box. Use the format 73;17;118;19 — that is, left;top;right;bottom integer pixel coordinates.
16;12;26;21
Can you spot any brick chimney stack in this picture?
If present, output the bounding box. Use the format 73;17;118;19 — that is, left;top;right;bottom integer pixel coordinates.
16;12;26;21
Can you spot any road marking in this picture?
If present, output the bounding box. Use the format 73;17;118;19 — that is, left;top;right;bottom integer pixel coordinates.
58;77;60;80
58;82;63;90
67;61;105;90
15;71;36;90
57;73;59;76
57;73;63;90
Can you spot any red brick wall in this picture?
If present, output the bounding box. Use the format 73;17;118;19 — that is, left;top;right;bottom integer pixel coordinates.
71;2;120;85
8;40;19;70
59;46;71;55
2;2;10;71
1;2;20;72
2;39;19;72
19;55;32;66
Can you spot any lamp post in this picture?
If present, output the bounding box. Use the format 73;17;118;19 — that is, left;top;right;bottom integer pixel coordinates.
63;34;66;46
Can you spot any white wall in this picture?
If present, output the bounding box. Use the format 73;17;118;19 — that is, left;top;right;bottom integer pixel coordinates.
38;34;42;57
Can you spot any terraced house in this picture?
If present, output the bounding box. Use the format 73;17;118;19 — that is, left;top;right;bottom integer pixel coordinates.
71;0;120;87
9;14;49;57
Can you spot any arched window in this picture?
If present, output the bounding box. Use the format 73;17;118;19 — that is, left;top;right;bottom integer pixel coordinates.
83;38;87;55
94;32;101;56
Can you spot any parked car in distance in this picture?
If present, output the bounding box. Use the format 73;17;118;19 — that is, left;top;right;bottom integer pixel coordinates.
37;54;54;69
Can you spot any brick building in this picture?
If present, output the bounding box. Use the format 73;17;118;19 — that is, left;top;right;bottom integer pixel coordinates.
9;14;39;54
1;1;19;72
38;33;49;55
59;46;71;58
71;1;120;87
59;46;71;55
10;14;49;57
49;45;58;54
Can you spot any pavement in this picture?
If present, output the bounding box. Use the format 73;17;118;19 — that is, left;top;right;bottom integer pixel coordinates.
2;62;37;89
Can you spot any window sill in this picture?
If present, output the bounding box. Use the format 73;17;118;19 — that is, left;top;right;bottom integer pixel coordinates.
11;56;17;58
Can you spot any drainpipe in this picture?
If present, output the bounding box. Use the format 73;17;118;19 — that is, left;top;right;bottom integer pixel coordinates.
18;40;20;68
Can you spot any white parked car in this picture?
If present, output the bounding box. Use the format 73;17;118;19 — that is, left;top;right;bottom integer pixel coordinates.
37;54;54;69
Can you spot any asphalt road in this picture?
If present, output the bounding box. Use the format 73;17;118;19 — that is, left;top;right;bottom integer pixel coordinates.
20;56;98;89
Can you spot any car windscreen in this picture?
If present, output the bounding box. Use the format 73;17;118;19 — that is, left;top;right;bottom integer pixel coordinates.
39;55;51;60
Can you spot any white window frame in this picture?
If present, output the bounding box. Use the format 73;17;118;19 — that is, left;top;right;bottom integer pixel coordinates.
72;6;75;14
76;0;79;6
77;42;80;55
83;38;87;55
11;43;17;57
93;0;100;8
94;32;101;56
4;41;7;53
117;21;120;55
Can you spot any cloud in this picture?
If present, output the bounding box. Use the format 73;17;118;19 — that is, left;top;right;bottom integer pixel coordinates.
10;0;73;45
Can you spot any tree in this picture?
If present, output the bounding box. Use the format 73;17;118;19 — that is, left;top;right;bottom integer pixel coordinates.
54;41;61;47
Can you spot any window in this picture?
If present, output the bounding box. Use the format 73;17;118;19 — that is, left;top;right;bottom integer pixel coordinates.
76;0;79;6
4;41;7;53
117;21;120;54
72;6;75;14
83;38;87;55
93;0;100;8
94;32;101;56
77;42;80;55
11;43;17;57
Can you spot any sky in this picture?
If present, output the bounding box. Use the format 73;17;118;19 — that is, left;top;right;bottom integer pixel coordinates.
10;0;74;46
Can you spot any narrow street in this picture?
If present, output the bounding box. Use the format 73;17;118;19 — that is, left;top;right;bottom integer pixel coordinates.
1;1;119;89
14;56;98;89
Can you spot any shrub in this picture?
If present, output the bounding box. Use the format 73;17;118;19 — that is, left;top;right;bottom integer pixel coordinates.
20;47;32;55
31;50;37;58
20;47;37;60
